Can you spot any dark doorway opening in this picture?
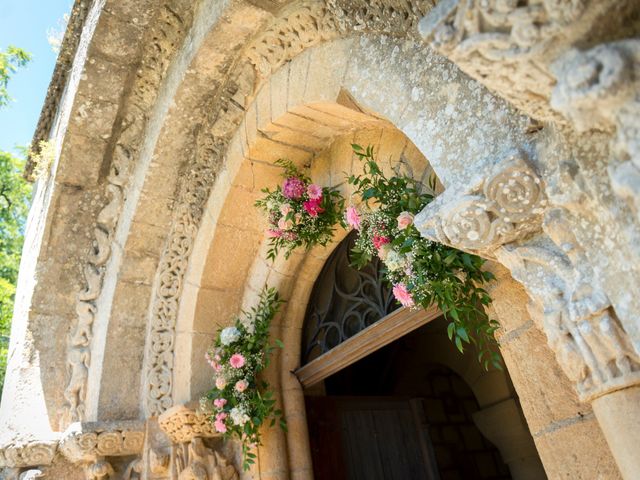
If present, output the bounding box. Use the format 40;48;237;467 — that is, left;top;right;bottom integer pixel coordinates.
305;319;512;480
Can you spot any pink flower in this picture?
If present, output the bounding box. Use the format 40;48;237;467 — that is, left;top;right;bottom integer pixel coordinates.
397;211;414;230
392;283;415;308
278;217;293;231
303;199;325;217
235;379;249;392
377;244;391;261
346;206;361;230
266;229;283;238
282;231;298;242
372;235;390;250
215;376;227;390
307;184;323;200
282;177;306;199
229;353;246;369
280;203;293;216
213;398;227;409
214;412;227;433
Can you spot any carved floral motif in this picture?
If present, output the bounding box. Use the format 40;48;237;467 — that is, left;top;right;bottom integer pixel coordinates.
158;406;217;445
418;0;595;121
416;150;546;253
0;442;57;469
59;422;145;463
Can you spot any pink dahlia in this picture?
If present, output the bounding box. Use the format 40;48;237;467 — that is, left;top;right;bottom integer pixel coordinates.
213;398;227;409
372;235;390;250
392;283;415;308
303;199;325;217
282;177;306;199
346;206;361;230
229;353;246;369
307;183;323;200
235;379;249;392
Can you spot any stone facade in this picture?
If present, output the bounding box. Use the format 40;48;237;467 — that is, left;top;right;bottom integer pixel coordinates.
1;0;639;478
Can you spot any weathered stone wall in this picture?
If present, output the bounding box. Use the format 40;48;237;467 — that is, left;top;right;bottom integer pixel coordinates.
1;0;639;479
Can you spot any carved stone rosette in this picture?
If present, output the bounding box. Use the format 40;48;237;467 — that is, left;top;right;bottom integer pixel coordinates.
0;441;58;470
415;150;546;255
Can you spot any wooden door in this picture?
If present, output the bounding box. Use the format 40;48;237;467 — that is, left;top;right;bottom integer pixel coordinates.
306;396;440;480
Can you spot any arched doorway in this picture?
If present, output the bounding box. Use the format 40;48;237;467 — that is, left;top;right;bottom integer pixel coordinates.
299;233;544;480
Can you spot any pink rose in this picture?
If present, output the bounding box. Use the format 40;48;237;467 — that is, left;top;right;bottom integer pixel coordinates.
229;353;246;369
307;184;323;200
372;235;390;250
392;283;415;308
397;211;414;230
377;244;391;261
282;177;306;199
294;213;302;224
235;379;249;392
346;206;361;230
303;199;325;217
278;217;293;231
266;229;283;238
215;377;227;390
280;203;292;216
213;398;227;409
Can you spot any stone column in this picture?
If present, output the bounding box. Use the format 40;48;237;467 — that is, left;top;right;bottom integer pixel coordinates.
415;150;640;478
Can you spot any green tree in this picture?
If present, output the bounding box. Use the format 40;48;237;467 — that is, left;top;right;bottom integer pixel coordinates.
0;46;32;396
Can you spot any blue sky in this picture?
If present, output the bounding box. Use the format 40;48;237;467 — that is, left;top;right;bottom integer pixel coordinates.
0;0;73;155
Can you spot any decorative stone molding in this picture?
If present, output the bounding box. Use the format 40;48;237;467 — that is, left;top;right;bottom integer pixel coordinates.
496;208;640;402
418;0;600;122
415;150;546;254
158;406;217;445
550;40;640;219
59;421;145;463
62;4;193;425
143;0;434;416
0;441;58;469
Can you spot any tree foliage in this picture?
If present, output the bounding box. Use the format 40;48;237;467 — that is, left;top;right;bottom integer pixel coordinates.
0;46;31;108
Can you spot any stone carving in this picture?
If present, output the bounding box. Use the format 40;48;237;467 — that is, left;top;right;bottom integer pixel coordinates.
123;459;143;480
418;0;596;121
496;208;640;401
158;405;217;444
85;460;114;480
416;150;546;253
0;442;57;469
0;468;44;480
62;2;192;425
550;40;640;218
174;439;237;480
59;422;145;463
248;0;433;77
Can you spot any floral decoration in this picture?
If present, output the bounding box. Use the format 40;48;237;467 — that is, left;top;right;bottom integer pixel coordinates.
345;144;501;369
255;159;345;260
202;286;286;470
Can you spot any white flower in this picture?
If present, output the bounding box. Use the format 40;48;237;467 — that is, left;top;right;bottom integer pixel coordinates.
220;326;240;345
230;407;250;426
385;250;406;272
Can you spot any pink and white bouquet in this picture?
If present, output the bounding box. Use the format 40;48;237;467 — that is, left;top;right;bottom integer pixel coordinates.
255;159;344;260
346;144;501;370
202;287;285;470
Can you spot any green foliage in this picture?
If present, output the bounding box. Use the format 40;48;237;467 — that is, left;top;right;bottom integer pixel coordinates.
346;144;501;370
0;150;32;396
255;158;345;260
0;46;31;108
204;286;286;470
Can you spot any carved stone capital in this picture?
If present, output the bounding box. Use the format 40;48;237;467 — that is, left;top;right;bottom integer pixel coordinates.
551;40;640;219
496;208;640;402
158;405;218;445
59;421;145;463
415;150;546;254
